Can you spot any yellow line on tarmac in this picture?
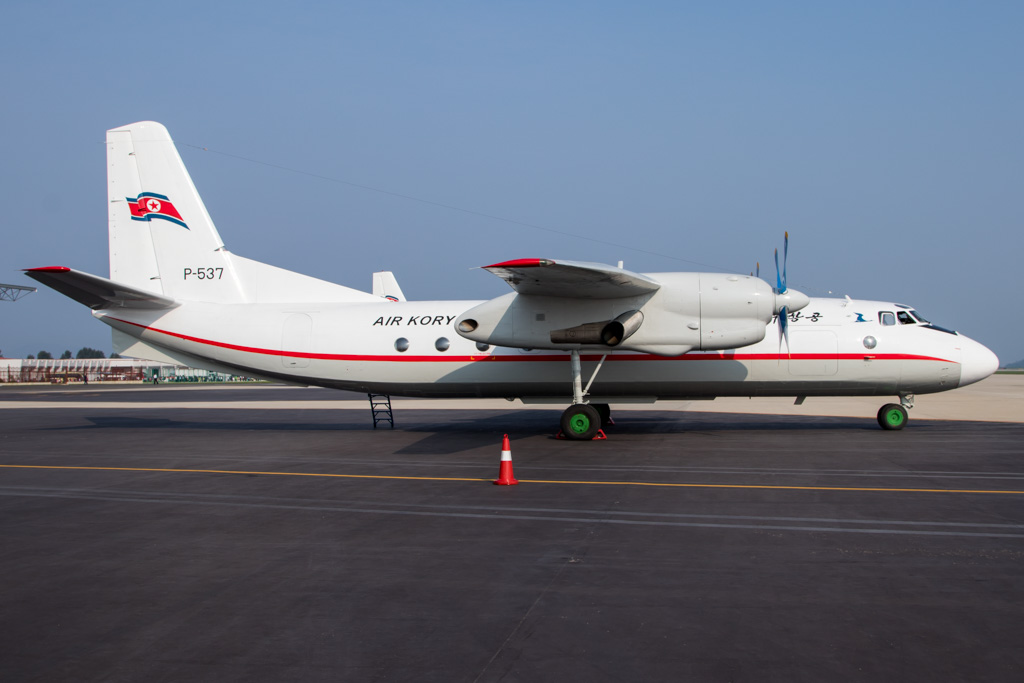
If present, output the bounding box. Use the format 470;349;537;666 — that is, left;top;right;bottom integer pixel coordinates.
0;464;487;483
2;464;1024;495
521;479;1024;494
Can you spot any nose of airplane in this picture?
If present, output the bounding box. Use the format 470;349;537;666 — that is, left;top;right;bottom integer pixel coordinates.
959;337;999;387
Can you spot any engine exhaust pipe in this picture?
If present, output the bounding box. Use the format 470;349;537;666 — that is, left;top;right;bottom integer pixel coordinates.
550;310;644;346
601;310;644;346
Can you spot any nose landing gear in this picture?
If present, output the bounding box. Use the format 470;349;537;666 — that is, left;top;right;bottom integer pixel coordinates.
877;403;908;430
877;393;914;430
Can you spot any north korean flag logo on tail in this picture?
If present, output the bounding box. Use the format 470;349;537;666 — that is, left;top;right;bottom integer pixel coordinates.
127;192;189;229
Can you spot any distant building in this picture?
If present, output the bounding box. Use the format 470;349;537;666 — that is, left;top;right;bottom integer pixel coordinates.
0;358;254;384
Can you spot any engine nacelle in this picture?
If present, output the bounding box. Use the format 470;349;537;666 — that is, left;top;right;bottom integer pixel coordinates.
455;272;807;355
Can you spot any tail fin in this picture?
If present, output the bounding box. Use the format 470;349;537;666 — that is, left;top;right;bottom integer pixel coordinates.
107;121;377;304
107;121;247;302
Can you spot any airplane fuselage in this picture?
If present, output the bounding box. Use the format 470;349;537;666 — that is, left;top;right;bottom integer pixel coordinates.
101;294;994;402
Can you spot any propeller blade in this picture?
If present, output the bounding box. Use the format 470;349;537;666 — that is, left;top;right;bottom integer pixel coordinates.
782;231;789;293
774;248;782;292
773;232;792;357
773;232;790;294
778;305;794;358
780;307;790;357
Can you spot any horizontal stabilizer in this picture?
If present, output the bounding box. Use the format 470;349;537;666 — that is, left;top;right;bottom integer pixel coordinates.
24;267;178;310
483;258;661;299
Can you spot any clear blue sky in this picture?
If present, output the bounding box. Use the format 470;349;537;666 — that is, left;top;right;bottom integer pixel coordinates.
1;1;1021;363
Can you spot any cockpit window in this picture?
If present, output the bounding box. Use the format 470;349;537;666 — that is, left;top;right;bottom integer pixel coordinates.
896;311;915;325
879;312;895;326
909;310;929;323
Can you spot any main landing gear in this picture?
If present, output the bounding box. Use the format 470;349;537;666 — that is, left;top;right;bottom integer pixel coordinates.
560;403;603;440
558;350;612;440
877;393;913;430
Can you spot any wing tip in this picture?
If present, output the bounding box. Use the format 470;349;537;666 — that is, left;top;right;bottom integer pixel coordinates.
483;258;555;269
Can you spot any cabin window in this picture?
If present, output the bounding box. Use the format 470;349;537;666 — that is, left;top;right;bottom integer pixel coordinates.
435;337;450;352
879;312;895;326
394;338;410;352
476;342;490;352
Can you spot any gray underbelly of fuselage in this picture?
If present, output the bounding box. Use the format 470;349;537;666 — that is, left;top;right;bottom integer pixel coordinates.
287;357;958;399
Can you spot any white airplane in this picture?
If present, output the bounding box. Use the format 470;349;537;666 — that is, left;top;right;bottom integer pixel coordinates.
26;121;999;439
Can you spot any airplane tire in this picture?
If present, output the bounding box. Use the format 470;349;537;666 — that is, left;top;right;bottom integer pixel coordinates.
561;404;601;440
592;403;611;428
877;403;908;430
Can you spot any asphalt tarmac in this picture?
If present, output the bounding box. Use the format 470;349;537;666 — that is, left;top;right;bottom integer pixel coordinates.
2;384;1023;682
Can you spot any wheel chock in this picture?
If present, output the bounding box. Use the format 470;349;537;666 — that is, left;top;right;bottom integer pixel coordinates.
554;429;608;441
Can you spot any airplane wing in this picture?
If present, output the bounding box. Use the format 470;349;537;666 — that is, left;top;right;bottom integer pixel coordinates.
483;259;661;299
24;267;178;310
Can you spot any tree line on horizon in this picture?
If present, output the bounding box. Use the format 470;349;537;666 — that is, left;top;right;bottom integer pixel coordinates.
18;348;120;360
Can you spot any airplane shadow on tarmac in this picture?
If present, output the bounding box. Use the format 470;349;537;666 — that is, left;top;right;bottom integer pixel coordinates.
34;411;965;456
51;410;884;436
49;416;366;432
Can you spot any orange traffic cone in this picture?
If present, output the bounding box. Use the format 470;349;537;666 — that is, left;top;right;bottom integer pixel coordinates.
493;434;519;485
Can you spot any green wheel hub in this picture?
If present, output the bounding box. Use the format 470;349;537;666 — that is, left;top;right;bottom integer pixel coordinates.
569;413;591;434
877;403;908;430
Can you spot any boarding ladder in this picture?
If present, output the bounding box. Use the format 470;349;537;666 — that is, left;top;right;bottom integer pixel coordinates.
368;394;394;429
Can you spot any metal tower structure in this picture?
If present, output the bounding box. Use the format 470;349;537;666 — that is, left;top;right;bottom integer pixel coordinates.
0;283;36;302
